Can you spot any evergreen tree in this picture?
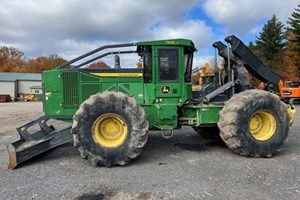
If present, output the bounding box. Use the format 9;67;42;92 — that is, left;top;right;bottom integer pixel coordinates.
255;14;286;68
287;3;300;55
286;3;300;77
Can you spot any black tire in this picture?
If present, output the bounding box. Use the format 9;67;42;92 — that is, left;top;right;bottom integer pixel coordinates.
218;89;290;157
193;126;220;139
72;91;149;167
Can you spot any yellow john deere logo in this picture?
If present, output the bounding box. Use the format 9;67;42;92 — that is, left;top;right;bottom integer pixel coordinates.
161;86;170;94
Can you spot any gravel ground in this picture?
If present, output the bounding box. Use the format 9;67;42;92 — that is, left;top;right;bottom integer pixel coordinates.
0;102;300;200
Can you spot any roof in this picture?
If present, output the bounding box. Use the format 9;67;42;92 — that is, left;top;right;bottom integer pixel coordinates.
0;72;41;82
135;38;196;50
30;85;42;89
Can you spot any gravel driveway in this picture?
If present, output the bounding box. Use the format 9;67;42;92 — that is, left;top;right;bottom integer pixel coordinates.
0;102;299;200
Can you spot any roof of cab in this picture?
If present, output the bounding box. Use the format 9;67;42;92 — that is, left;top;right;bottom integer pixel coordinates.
135;38;196;51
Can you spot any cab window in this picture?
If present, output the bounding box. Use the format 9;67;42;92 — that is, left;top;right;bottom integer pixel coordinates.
158;49;178;82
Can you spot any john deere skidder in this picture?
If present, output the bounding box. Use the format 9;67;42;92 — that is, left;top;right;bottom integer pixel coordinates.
7;35;295;169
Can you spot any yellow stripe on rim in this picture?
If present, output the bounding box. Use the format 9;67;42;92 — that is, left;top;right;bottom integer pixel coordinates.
90;72;143;77
92;113;128;148
249;110;276;141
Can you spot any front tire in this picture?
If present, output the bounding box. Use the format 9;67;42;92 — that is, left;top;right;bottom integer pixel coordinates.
72;91;149;167
218;89;290;157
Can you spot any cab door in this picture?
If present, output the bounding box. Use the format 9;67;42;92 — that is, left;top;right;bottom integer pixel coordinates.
154;46;182;98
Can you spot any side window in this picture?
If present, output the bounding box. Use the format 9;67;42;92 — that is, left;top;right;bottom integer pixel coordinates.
184;52;193;82
158;49;178;82
143;46;152;83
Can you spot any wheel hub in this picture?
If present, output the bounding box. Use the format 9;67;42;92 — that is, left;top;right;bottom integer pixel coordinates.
249;110;276;141
92;113;128;148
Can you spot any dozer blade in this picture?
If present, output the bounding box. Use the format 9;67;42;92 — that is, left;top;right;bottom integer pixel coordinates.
6;116;73;170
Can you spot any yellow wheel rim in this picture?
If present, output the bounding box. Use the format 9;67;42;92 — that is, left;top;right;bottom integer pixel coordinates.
92;113;128;148
249;110;276;141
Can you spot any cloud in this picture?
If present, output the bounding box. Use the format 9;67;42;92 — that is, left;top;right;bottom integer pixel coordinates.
0;0;208;59
151;19;213;49
0;0;298;68
203;0;298;36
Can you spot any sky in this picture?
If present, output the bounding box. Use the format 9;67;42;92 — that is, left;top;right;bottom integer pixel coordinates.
0;0;298;68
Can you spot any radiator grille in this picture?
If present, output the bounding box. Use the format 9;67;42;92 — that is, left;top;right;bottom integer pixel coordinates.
62;72;79;107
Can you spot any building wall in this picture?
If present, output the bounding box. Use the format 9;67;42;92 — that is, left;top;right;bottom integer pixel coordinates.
0;73;42;99
17;80;42;94
0;81;15;97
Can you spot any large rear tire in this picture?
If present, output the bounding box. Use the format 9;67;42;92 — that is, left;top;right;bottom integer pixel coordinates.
218;89;290;157
72;91;149;167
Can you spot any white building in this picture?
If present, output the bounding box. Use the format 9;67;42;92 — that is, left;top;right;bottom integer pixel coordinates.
0;72;42;99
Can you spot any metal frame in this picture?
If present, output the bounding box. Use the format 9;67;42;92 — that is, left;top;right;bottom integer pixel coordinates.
58;43;135;69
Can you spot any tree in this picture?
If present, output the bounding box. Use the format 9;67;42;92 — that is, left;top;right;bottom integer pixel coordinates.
287;3;300;55
286;3;300;78
26;54;67;73
255;14;286;68
85;61;110;69
0;46;67;73
0;46;26;72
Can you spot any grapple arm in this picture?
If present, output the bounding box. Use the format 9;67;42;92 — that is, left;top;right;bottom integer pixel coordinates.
225;35;281;85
